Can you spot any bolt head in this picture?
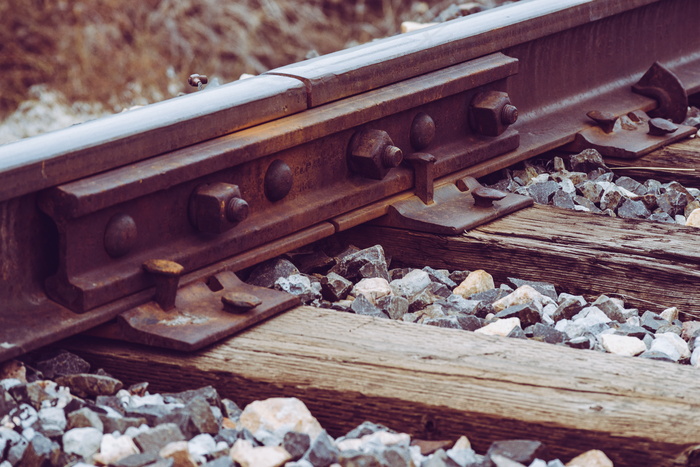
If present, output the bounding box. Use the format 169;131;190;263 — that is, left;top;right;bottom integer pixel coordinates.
189;183;247;234
469;91;516;136
348;129;402;180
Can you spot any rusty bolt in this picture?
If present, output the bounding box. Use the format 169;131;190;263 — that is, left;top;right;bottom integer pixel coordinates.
189;183;249;234
348;128;403;180
472;186;507;207
104;213;137;258
586;110;617;133
469;90;517;137
221;292;262;314
410;112;436;150
188;74;208;91
143;259;184;311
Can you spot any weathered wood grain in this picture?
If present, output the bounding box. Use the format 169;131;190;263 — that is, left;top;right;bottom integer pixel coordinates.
65;306;700;466
343;205;700;315
606;136;700;186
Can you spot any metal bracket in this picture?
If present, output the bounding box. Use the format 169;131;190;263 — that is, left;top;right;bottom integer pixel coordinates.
632;62;688;124
94;270;299;351
564;110;696;159
375;176;532;234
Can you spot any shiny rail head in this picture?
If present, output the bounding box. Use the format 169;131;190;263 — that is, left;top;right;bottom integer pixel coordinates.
0;75;308;203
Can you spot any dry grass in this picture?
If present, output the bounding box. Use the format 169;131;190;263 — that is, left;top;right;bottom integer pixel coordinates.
0;0;516;119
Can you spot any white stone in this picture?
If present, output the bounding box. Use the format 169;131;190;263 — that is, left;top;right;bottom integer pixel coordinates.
93;433;140;465
691;347;700;367
558;178;576;194
652;332;690;360
565;449;613;467
336;438;363;451
38;406;67;432
360;430;410;447
160;441;197;467
351;278;392;304
572;306;611;327
188;434;218;463
557;293;587;306
63;427;103;458
660;307;679;322
492;285;554;313
390;269;432;299
676;214;687;224
475;318;521;337
453;270;494;298
230;439;292;467
239;398;323;441
600;334;646;357
686;208;700;227
452;435;471;450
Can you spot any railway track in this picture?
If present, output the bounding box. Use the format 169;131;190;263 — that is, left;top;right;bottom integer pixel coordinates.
2;0;700;464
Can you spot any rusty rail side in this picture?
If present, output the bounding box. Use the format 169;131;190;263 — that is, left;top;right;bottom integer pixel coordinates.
1;0;699;359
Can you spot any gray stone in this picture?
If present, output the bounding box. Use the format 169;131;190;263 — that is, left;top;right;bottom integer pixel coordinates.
55;373;124;398
303;430;338;467
163;386;222;409
527;181;559;204
424;316;462;329
320;272;353;302
125;404;173;425
648;211;675;223
247;258;299;288
657;189;688;217
376;295;409;320
569;149;608;173
220;399;241;422
37;406;67;437
337;450;384;467
507;326;527;339
576;181;603;204
423;266;457;288
19;432;58;467
100;415;148;434
409;288;441;313
331;245;390;282
468;288;511;305
593;170;614;182
381;445;414;467
0;427;28;465
112;451;161;467
343;421;391;439
283;431;311;461
599;189;622;212
507;279;557;301
565;336;593;350
185;395;220;437
0;387;17;418
8;382;63;411
35;350;91;379
591;296;627;323
644;179;663;194
202;456;234;467
391;269;432;299
617;198;650;219
552;297;585;322
639;350;676;362
96;395;126;414
486;440;547;465
275;274;322;304
615;176;646;196
428;282;453;299
457;315;484;331
67;407;104;431
134;423;186;453
351;294;389;319
640;310;668;332
449;270;470;284
531;323;566;344
437;295;489;317
552;189;575;209
614;323;650;339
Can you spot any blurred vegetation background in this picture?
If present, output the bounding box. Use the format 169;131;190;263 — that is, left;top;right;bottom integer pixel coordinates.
0;0;516;141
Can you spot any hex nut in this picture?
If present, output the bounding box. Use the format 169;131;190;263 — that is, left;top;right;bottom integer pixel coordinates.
348;128;403;180
189;183;249;234
469;90;517;137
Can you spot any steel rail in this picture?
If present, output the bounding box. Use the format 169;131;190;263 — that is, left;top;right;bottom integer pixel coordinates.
1;0;699;359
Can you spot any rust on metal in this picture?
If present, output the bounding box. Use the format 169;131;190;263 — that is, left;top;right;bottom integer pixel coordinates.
586;110;617;134
566;110;696;159
188;183;249;234
104;213;138;258
347;128;404;180
264;159;294;202
632;62;688;124
469;90;518;137
113;271;299;350
376;177;532;235
221;292;262;313
410;113;436;150
142;259;184;311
